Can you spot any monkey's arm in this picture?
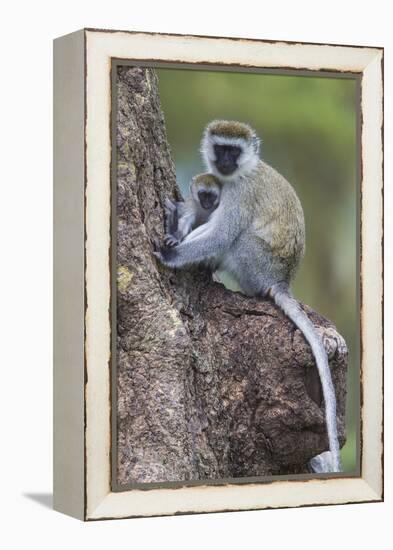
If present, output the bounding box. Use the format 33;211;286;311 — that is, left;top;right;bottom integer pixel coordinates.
156;209;238;269
157;229;220;268
180;220;211;243
177;212;196;240
164;198;196;247
164;198;178;236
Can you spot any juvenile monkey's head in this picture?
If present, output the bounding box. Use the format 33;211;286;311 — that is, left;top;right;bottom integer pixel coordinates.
201;120;260;180
190;173;221;210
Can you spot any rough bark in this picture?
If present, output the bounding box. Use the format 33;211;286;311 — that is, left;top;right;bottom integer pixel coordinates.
116;66;348;486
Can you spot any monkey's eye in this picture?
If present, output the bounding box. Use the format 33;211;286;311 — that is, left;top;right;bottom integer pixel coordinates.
214;144;241;160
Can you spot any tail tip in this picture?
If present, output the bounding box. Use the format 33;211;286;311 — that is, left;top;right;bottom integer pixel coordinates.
309;451;342;474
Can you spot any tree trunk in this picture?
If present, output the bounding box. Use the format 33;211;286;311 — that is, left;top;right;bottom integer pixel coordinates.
115;65;348;486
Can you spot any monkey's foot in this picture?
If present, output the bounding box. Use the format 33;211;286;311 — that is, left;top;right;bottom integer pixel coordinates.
317;326;348;360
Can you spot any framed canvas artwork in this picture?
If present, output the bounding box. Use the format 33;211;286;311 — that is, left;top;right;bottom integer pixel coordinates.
53;28;383;520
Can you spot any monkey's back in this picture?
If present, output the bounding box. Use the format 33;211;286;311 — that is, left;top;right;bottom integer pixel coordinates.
251;161;305;262
223;161;306;294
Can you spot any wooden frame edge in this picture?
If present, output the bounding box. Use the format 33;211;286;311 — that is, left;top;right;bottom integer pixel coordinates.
53;28;383;521
53;29;86;520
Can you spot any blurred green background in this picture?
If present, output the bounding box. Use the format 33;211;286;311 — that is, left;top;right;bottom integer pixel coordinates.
156;68;359;472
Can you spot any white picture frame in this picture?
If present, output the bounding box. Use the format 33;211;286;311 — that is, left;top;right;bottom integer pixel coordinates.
53;28;383;521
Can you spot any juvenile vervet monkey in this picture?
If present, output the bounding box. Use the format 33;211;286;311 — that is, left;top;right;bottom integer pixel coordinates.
164;173;221;247
156;120;342;473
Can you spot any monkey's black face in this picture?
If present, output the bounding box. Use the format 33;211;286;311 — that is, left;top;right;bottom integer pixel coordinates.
198;190;218;210
214;144;241;176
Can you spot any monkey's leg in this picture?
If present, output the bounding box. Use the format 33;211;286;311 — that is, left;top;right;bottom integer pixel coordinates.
164;199;181;247
164;198;178;232
177;213;196;242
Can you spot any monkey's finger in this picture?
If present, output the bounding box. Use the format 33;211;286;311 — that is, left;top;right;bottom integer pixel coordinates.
164;236;180;248
163;235;172;245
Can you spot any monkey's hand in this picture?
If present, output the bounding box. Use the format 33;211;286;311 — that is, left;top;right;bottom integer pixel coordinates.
153;245;180;268
163;234;180;248
155;222;227;269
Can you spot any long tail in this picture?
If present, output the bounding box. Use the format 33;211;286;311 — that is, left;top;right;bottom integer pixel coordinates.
269;283;342;472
